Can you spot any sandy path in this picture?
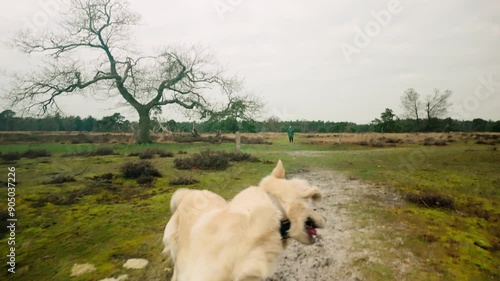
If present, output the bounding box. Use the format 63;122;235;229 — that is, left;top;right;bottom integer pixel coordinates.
269;170;376;281
103;169;415;281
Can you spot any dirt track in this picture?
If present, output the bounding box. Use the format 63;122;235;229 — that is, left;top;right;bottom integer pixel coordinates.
269;170;416;281
101;169;416;281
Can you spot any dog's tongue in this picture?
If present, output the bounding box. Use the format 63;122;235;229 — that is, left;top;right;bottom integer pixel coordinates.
306;226;317;236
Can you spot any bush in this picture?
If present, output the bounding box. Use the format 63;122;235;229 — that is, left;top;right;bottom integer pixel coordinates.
174;150;260;170
169;176;199;186
143;148;165;154
0;152;21;161
220;151;260;162
177;150;188;155
159;151;174;158
130;148;173;159
44;175;76;184
120;161;162;179
91;173;114;181
94;147;116;156
434;140;448;146
138;151;154;159
240;136;272;145
385;138;401;144
136;175;155;185
174;150;230;170
423;137;436;146
22;149;52;158
63;147;117;157
406;192;455;210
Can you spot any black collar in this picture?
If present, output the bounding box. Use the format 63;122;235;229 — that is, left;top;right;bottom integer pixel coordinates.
266;192;291;241
280;219;291;240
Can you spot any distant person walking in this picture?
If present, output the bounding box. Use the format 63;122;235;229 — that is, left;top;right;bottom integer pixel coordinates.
287;126;294;143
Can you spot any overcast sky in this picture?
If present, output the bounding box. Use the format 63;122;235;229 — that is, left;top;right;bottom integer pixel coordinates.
0;0;499;123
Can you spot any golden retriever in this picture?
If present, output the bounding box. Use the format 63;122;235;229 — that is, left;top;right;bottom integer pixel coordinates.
162;160;325;281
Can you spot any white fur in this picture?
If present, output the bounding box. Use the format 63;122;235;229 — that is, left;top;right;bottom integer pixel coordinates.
162;160;325;281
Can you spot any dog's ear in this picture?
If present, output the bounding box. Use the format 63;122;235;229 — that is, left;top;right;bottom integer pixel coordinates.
302;186;322;202
271;160;286;179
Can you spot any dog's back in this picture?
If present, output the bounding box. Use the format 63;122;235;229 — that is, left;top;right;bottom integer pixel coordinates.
176;192;284;281
162;189;227;264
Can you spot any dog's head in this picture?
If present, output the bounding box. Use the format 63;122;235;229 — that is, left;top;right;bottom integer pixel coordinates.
260;160;326;245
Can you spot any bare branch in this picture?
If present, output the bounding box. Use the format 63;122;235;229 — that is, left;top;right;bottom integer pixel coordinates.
6;1;261;143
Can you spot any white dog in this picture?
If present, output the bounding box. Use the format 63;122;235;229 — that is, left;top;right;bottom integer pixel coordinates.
162;160;325;281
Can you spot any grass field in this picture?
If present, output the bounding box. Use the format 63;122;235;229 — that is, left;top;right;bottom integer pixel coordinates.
0;133;498;280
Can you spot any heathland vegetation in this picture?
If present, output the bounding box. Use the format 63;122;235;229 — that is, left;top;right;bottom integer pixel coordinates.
0;132;498;280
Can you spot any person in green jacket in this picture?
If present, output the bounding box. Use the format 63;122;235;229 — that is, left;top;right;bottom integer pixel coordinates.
287;126;294;143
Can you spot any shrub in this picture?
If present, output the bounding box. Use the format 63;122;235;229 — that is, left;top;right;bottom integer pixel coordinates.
177;150;188;155
159;151;174;158
22;149;52;158
143;148;165;154
240;136;272;145
169;176;199;186
92;173;114;181
385;138;401;144
94;147;117;156
0;152;21;161
63;151;93;157
120;161;162;179
136;175;155;185
44;175;76;184
406;192;455;210
434;140;448;146
174;150;260;170
423;137;436;146
174;150;230;170
63;147;117;157
130;148;173;159
220;151;260;162
138;151;154;159
476;140;495;146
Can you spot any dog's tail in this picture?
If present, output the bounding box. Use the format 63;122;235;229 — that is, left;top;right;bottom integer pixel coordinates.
170;188;192;213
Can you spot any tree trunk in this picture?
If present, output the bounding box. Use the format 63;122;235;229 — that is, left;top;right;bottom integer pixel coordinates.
137;107;152;144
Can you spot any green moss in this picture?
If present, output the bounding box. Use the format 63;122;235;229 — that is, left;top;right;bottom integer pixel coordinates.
1;139;498;280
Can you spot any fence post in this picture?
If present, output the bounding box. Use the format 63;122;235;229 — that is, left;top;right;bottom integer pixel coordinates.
236;131;241;153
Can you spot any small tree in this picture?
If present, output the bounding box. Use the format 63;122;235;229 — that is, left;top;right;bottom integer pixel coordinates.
7;0;260;143
0;110;16;131
380;108;397;132
423;89;452;130
401;88;422;130
401;88;452;131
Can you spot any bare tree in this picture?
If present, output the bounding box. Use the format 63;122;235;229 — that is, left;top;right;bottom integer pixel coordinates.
424;89;452;130
401;88;452;131
7;0;260;143
401;88;422;130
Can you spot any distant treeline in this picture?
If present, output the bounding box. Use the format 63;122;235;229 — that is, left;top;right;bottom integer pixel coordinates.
1;110;499;133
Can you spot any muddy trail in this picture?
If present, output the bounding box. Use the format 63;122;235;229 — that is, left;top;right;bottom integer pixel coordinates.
269;170;418;281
